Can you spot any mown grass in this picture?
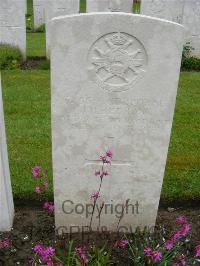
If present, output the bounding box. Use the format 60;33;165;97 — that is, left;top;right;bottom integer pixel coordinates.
27;33;46;58
1;71;200;201
1;70;52;200
162;72;200;201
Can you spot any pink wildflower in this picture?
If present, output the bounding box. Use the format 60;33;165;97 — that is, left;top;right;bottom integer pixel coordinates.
43;201;50;209
32;166;40;178
43;201;54;214
100;170;109;179
43;181;49;189
152;250;162;263
0;239;11;249
164;219;191;254
35;186;42;193
103;171;109;176
34;244;43;253
171;230;182;241
176;216;187;225
164;240;174;250
177;255;186;265
34;244;55;263
91;191;100;200
180;223;191;236
48;204;55;213
100;155;111;164
195;244;200;257
75;246;89;264
46;261;54;266
144;248;162;263
3;239;10;248
106;150;113;159
95;170;100;176
44;246;55;257
100;155;106;162
115;240;128;248
172;255;186;266
100;202;105;209
144;247;152;256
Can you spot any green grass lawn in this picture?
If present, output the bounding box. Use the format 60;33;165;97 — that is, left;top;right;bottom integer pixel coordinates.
1;70;200;201
1;70;52;200
27;33;46;58
162;73;200;201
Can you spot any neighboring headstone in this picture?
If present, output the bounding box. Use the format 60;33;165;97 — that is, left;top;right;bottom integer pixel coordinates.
45;0;79;58
140;0;185;24
33;0;46;29
25;0;27;14
51;13;184;232
87;0;133;12
183;0;200;58
0;74;14;232
0;0;26;58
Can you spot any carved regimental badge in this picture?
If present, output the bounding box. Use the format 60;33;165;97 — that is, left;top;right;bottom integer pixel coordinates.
88;32;147;92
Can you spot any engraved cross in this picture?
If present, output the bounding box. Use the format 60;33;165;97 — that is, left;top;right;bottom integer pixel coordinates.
85;159;134;167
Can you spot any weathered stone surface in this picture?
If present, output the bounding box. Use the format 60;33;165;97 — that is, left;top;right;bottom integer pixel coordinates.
140;0;185;24
0;75;14;232
51;13;184;232
183;0;200;58
45;0;79;58
87;0;133;12
0;0;26;58
25;0;27;14
33;0;46;29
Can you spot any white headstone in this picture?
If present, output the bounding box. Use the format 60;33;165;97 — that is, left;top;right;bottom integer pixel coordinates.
140;0;185;24
0;74;14;232
183;0;200;58
45;0;79;58
25;0;27;14
51;13;184;232
33;0;46;29
0;0;26;58
87;0;133;12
